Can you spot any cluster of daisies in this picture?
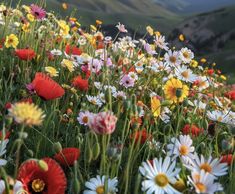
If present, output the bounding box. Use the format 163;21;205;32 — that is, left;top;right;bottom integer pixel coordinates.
0;2;234;194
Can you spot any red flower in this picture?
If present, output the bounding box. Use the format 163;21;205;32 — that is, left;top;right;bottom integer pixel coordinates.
18;158;67;194
182;124;203;137
65;45;82;56
72;76;88;91
15;49;36;61
5;102;12;110
32;73;65;100
130;129;152;144
54;148;80;166
225;90;235;101
207;69;214;76
20;97;33;104
220;154;234;165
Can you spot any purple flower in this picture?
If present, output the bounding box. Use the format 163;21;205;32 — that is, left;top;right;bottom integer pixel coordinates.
26;83;35;94
120;75;135;88
88;59;102;73
30;4;46;20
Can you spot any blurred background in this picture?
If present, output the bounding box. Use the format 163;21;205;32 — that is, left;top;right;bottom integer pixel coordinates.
11;0;235;82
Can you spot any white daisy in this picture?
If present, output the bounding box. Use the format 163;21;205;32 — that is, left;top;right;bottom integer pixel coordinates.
86;95;103;107
193;100;207;111
206;110;230;124
154;35;169;51
188;170;223;194
179;47;194;64
160;107;171;123
84;175;118;194
77;111;92;126
139;156;181;194
150;61;171;73
0;179;23;194
196;76;210;91
50;49;62;56
94;82;102;90
175;65;197;83
164;50;181;67
113;91;127;100
185;153;228;177
0;139;9;166
167;135;195;163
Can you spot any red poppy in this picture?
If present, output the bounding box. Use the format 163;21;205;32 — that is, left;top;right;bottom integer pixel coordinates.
207;69;214;76
225;90;235;101
4;102;12;110
54;148;80;166
32;73;65;100
130;129;152;144
220;154;234;165
18;158;67;194
182;124;203;137
15;49;36;61
65;45;82;56
72;76;88;91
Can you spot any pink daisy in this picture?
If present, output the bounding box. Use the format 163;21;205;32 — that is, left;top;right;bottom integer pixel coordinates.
30;4;46;20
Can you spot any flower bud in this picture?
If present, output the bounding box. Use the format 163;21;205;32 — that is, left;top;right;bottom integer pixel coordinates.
73;178;81;194
18;132;28;139
176;88;183;98
173;179;186;192
92;142;100;160
221;139;231;152
53;142;62;153
37;160;48;171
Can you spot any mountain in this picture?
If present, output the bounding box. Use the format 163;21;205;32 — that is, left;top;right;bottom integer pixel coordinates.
168;6;235;82
153;0;235;14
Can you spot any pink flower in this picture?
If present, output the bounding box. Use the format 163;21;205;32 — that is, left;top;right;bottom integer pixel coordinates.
88;111;117;134
30;4;46;20
120;75;135;88
116;22;128;33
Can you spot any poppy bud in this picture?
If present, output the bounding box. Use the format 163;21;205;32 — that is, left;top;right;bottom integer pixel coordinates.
173;179;186;192
37;160;49;171
73;178;81;194
27;149;34;157
18;132;28;139
53;142;62;153
92;142;100;160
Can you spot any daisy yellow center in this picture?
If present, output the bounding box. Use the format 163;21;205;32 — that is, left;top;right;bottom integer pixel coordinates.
181;70;189;79
96;185;104;194
199;81;206;87
183;52;189;59
217;116;223;122
91;100;97;105
170;56;176;63
195;182;206;192
200;163;212;173
82;116;88;123
155;173;169;187
179;145;189;155
32;179;45;192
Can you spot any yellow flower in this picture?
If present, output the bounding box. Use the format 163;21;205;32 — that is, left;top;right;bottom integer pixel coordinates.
190;60;198;68
179;34;185;42
220;75;227;81
8;102;45;126
61;59;74;72
151;97;161;117
146;26;154;36
22;23;30;32
96;20;102;25
62;3;68;10
155;31;161;36
45;66;59;77
27;13;35;22
58;20;70;36
5;34;19;48
22;5;31;13
164;78;189;103
200;58;207;63
90;25;97;32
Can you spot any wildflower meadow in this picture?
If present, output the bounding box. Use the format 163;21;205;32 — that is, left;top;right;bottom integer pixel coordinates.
0;2;235;194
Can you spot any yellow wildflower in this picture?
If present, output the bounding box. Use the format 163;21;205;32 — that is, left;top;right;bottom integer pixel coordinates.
200;58;207;63
179;34;185;42
45;66;59;77
27;13;35;22
62;3;68;10
58;20;70;36
151;97;161;117
190;60;198;68
146;26;154;36
22;23;30;32
61;59;74;72
96;20;103;25
220;75;227;81
164;78;189;103
5;34;19;48
8;102;45;126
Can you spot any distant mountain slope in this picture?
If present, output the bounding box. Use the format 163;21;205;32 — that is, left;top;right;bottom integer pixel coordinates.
168;6;235;80
153;0;235;14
